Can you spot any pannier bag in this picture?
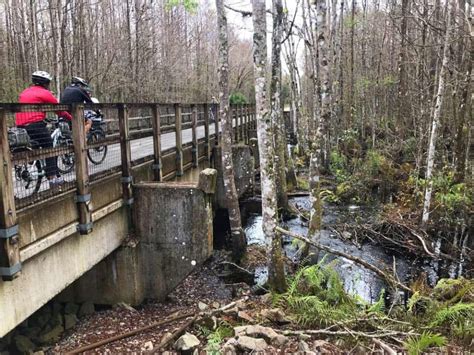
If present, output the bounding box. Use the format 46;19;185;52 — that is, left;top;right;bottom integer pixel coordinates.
8;127;30;148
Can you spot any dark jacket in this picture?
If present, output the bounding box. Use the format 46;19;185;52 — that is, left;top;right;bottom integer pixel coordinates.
60;85;93;104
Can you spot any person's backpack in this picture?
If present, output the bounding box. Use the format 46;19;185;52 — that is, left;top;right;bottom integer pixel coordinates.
8;127;30;148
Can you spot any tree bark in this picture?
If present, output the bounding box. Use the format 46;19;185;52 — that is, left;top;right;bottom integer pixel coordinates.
422;0;457;226
216;0;246;262
251;0;286;293
271;0;289;213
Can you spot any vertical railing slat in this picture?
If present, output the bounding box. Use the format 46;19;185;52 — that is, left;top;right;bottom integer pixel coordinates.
0;108;21;280
151;104;162;181
72;104;93;235
175;103;183;176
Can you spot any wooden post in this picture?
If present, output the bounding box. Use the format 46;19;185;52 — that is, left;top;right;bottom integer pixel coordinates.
151;104;163;181
214;103;220;146
0;109;21;280
71;104;93;235
175;103;183;176
204;103;211;162
191;105;199;168
118;104;133;204
243;105;249;144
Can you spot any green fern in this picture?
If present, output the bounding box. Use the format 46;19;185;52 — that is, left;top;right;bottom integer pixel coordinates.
429;303;474;328
404;331;446;355
368;289;385;314
277;260;360;327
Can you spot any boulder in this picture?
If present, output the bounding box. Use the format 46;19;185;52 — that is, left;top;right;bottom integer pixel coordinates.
235;336;267;352
64;302;79;315
174;332;200;352
39;325;64;344
14;335;36;353
78;302;95;317
237;311;255;323
64;314;78;330
234;325;288;346
260;308;291;325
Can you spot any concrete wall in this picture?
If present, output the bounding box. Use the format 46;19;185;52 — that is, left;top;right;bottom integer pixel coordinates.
213;145;255;209
59;171;216;306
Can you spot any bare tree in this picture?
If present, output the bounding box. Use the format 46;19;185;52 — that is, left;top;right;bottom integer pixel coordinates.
216;0;246;262
422;0;458;226
251;0;286;292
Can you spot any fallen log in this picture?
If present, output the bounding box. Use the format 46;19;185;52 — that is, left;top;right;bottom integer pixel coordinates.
275;226;412;292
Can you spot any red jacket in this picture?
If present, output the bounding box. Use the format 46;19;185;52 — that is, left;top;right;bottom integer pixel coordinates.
15;85;73;126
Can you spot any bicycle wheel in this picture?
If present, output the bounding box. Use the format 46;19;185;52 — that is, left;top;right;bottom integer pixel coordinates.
57;152;75;174
14;160;43;198
87;130;108;164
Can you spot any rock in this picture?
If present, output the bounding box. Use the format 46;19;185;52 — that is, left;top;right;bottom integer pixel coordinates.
22;326;42;340
174;332;200;352
141;341;153;351
52;302;63;316
50;313;63;327
237;311;255;323
64;302;79;315
298;340;311;352
198;302;209;311
33;351;45;355
212;302;220;309
234;325;288;346
113;302;137;313
222;338;238;354
39;324;64;344
78;302;95;317
64;314;78;330
260;308;291;324
235;336;267;352
31;306;52;328
14;335;36;353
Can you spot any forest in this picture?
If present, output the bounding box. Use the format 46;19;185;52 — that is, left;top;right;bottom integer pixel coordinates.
0;0;472;353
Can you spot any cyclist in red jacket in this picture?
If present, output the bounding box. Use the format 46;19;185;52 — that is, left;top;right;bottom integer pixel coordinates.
16;71;72;187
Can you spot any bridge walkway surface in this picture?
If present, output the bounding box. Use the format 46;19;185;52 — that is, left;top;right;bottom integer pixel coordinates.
0;103;256;337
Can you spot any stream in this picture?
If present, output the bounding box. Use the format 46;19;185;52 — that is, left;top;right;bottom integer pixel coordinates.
242;196;464;304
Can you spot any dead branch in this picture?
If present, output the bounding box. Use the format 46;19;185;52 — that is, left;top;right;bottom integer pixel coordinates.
66;311;195;354
373;338;398;354
281;329;418;338
152;315;198;352
275;226;412;292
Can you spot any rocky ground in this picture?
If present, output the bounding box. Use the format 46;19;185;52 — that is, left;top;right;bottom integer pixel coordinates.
47;250;323;354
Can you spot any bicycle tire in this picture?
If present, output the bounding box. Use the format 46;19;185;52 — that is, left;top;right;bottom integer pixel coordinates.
57;152;75;174
14;160;43;198
87;130;108;164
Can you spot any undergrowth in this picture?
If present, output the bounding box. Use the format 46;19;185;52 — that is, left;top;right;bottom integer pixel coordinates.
274;260;474;353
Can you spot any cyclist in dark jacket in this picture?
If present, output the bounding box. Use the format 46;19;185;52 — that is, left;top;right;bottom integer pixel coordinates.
61;77;93;133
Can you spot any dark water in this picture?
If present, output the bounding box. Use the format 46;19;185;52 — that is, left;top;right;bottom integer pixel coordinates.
243;197;463;304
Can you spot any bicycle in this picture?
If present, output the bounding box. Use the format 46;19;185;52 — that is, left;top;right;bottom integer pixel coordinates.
9;127;45;197
51;111;108;173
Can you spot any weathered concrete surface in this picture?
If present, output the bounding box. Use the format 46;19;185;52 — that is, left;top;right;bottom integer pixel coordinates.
135;172;215;300
0;207;128;338
213;145;255;209
58;169;216;306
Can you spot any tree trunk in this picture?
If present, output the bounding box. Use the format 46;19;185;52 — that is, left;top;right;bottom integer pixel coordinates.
422;0;457;226
216;0;247;262
271;0;289;213
251;0;286;293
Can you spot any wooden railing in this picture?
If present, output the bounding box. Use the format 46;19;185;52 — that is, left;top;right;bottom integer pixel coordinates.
0;102;256;280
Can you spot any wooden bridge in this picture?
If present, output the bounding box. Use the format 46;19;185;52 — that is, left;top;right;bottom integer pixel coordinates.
0;103;256;337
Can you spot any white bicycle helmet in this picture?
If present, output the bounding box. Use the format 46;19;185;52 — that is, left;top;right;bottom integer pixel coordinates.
32;71;52;85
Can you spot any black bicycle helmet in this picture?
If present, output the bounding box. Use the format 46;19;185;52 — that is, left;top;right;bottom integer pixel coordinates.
72;76;89;87
32;71;52;85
